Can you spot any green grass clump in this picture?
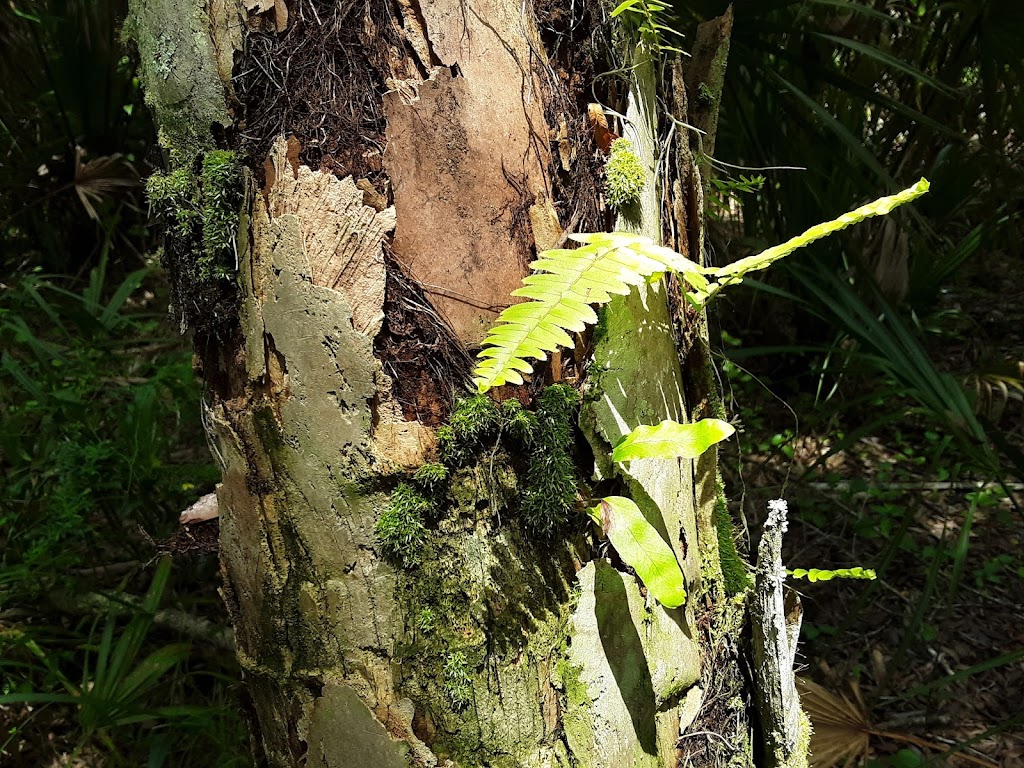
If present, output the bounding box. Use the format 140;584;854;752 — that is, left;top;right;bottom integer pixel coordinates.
521;384;581;535
604;138;645;210
375;483;435;568
443;651;474;710
413;462;449;492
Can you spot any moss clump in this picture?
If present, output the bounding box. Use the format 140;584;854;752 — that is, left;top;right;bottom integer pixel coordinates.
145;149;241;282
715;490;752;595
199;150;241;278
442;651;474;711
521;384;581;535
146;167;198;237
439;394;501;465
375;483;435;568
604;138;645;210
436;425;466;466
500;398;537;443
416;606;437;634
697;82;716;107
434;387;582;535
449;394;501;444
781;709;812;768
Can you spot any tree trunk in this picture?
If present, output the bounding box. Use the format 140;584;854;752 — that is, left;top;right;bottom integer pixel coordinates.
128;1;783;766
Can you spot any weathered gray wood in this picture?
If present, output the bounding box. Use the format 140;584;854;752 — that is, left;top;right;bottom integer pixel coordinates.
751;500;811;768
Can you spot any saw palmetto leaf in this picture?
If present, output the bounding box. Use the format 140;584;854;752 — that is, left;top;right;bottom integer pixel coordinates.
473;232;703;392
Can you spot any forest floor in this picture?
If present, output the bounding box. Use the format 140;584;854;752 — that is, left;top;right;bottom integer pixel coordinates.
722;252;1024;768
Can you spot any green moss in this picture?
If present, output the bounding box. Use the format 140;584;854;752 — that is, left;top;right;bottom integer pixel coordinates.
591;305;609;348
605;138;646;210
199;150;241;278
145;167;198;237
436;425;463;465
437;386;582;535
715;489;752;595
521;384;581;535
779;709;812;768
125;0;228;167
450;394;501;444
438;395;501;466
697;82;717;107
556;654;595;760
144;149;241;281
416;607;437;634
500;398;537;443
375;483;434;568
442;651;474;711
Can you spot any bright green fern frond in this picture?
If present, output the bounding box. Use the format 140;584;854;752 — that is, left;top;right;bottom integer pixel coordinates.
698;178;930;302
474;179;929;392
473;233;701;392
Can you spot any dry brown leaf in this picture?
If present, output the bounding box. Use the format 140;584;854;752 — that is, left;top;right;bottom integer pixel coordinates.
798;677;871;768
588;103;619;154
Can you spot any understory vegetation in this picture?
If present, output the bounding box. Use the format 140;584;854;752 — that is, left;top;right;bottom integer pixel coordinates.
1;0;1021;766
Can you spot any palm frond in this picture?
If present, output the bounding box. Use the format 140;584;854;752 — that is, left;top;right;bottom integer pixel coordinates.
73;148;139;221
797;676;871;768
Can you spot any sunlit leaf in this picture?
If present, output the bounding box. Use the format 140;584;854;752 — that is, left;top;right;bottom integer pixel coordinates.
588;496;687;608
788;567;876;582
714;179;929;282
473;232;700;392
610;0;642;18
612;418;735;463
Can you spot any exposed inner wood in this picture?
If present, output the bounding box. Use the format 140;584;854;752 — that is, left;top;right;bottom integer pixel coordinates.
383;0;551;346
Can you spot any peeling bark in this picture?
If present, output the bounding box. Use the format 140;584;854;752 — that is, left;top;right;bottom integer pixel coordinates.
383;0;550;345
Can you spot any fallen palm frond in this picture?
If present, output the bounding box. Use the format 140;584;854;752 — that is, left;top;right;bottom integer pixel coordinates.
73;147;139;221
798;677;1000;768
798;676;871;768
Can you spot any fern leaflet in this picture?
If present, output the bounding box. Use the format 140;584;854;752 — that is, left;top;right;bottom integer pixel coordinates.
473;232;701;391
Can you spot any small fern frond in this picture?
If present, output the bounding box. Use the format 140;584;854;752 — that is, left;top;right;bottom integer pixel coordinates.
473;232;701;391
694;178;931;303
